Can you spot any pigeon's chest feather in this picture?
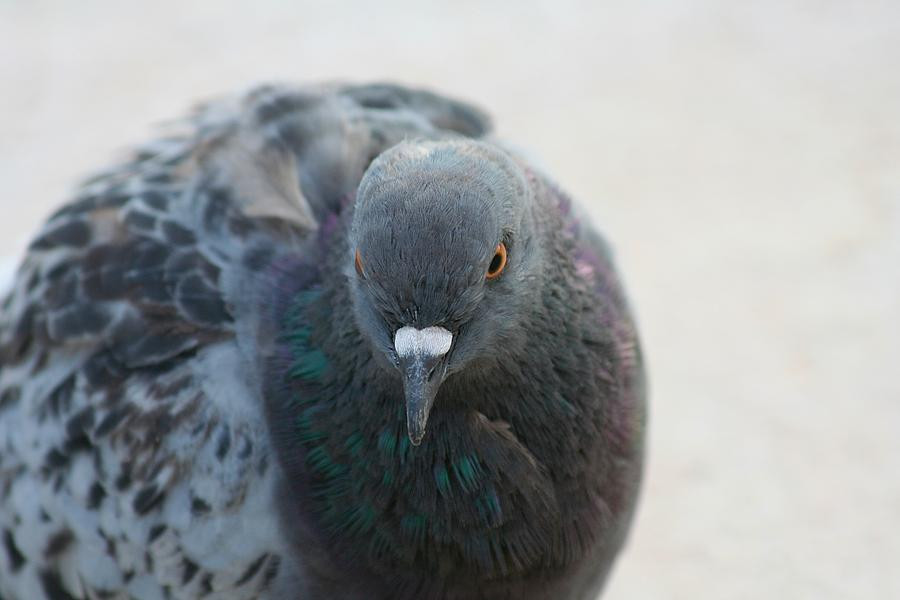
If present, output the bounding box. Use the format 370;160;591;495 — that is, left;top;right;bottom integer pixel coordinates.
263;285;638;599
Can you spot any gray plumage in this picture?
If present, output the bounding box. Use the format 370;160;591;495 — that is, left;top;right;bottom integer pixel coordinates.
0;82;645;600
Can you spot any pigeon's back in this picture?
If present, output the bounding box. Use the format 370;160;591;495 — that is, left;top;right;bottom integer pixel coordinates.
0;83;491;600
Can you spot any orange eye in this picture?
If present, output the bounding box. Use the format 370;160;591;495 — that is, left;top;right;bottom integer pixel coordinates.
486;243;507;280
355;249;365;277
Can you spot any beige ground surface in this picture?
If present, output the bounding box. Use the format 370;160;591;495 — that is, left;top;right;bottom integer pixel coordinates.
2;1;899;598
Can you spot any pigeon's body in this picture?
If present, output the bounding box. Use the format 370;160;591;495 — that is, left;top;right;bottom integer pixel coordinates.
0;83;645;600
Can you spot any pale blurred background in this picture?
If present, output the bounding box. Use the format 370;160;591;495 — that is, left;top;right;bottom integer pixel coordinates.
2;1;899;598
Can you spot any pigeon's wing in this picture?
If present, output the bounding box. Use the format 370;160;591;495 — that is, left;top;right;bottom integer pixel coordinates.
0;94;296;600
0;83;490;600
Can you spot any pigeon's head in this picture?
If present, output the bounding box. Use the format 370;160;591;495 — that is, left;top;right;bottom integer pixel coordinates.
348;139;543;446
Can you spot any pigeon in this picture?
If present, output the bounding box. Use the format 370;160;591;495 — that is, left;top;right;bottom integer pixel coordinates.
0;83;646;600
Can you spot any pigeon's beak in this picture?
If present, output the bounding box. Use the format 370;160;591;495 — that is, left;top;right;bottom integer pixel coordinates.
394;326;453;446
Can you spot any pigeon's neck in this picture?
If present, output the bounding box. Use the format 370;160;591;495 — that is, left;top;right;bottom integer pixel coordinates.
262;215;639;594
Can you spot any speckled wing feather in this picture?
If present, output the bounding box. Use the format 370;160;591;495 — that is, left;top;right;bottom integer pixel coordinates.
0;83;490;600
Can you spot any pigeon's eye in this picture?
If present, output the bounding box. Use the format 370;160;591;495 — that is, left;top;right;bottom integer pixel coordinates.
355;249;365;278
486;243;507;280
